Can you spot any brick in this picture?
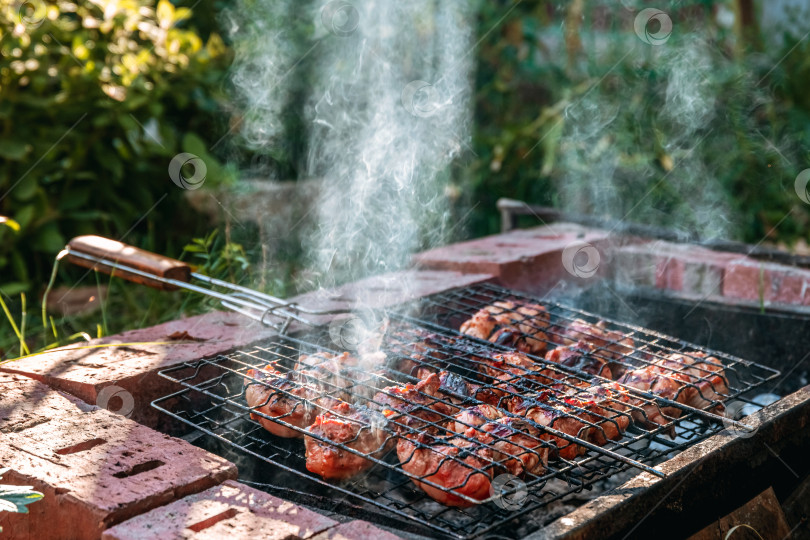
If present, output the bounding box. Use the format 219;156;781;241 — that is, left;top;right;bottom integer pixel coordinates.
291;269;494;320
0;389;237;540
612;242;740;296
414;223;620;294
723;260;810;306
311;521;403;540
672;247;739;296
101;480;337;540
656;256;684;291
0;310;279;429
611;243;659;288
687;487;791;540
0;373;94;432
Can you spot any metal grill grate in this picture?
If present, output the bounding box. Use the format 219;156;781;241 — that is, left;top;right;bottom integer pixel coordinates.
152;283;780;539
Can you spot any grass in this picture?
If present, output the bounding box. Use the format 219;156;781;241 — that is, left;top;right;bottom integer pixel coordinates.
0;228;287;363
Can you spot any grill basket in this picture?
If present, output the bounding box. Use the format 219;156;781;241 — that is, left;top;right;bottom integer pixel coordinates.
152;283;780;539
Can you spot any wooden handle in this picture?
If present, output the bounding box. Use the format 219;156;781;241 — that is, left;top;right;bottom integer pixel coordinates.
65;235;191;291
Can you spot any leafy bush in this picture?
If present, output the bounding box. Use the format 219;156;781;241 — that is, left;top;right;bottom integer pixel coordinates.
0;467;43;530
467;1;810;246
0;0;234;295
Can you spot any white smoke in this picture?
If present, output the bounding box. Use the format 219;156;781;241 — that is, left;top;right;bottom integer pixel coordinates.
303;1;477;291
556;36;735;240
225;0;478;296
223;0;302;157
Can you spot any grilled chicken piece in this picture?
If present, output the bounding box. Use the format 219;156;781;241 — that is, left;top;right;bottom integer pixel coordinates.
304;402;392;480
508;393;590;460
373;373;456;433
386;330;451;377
551;393;621;446
397;433;494;507
414;369;502;407
555;383;634;443
615;351;728;423
549;319;634;378
484;351;539;386
435;370;477;402
615;364;686;429
466;352;535;403
544;341;612;379
467;417;549;477
453;404;504;434
654;352;728;411
614;352;726;430
245;366;344;438
484;351;587;396
460;301;550;355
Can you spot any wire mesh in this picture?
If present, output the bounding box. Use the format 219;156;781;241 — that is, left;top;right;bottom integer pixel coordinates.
152;282;780;539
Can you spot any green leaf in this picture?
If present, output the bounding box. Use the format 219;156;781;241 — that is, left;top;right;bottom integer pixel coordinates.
0;141;32;161
14;205;36;229
175;7;192;22
66;210;109;220
11;175;38;201
59;187;91;211
0;282;30;297
0;491;44;513
32;222;66;253
181;132;207;157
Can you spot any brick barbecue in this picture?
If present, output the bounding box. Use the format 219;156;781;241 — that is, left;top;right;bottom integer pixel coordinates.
2;222;809;539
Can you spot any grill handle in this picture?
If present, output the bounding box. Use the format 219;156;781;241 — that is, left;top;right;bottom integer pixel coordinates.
65;235;191;291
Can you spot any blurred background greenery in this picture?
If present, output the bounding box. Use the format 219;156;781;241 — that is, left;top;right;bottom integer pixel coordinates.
1;0;809;359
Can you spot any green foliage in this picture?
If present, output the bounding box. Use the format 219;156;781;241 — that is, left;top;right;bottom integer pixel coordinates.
467;0;810;246
0;468;43;523
182;228;249;284
0;0;234;292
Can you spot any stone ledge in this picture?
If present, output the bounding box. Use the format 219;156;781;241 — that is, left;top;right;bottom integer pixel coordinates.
414;223;628;294
0;376;237;540
0;310;278;429
101;480;401;540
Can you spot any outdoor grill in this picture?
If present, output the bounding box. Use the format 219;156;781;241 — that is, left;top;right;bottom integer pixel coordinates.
149;282;781;539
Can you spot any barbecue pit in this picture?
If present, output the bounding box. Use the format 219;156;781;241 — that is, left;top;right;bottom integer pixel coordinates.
4;223;809;539
150;282;783;539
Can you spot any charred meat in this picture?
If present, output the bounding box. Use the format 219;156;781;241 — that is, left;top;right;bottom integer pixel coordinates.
460;301;550;355
304;402;392;480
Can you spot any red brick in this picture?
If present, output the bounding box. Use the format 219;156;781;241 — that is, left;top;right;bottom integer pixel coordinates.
414;223;619;293
0;389;237;540
612;242;739;296
0;373;93;432
672;246;739;296
0;310;279;429
101;480;337;540
291;269;494;320
656;257;684;291
311;521;403;540
610;242;659;288
723;260;810;306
